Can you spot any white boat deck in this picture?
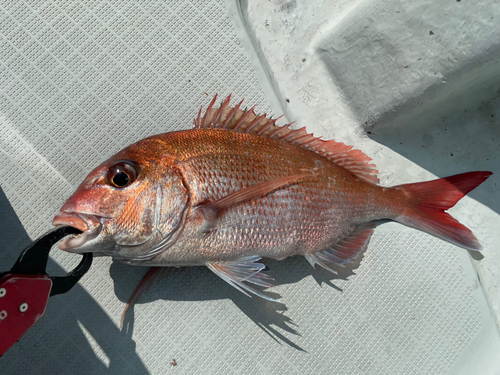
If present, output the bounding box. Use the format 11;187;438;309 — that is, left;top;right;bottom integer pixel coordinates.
1;1;499;374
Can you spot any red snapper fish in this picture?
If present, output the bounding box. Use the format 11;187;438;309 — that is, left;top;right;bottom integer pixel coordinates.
52;95;492;301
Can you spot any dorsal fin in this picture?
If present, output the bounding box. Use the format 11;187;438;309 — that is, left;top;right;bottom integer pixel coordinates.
196;174;315;232
193;94;379;183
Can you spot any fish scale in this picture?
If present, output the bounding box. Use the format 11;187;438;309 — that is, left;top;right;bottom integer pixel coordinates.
52;95;492;301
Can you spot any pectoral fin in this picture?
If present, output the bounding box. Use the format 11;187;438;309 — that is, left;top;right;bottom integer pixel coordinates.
207;256;278;302
197;174;313;229
120;267;174;328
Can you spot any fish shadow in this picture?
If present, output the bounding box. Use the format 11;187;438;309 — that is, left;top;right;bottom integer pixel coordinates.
0;187;151;375
109;250;364;352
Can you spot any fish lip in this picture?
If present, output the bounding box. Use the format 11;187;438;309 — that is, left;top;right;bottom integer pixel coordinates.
52;211;89;232
52;211;109;252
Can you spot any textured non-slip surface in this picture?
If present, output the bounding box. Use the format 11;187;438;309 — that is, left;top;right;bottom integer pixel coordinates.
0;223;489;374
1;0;499;374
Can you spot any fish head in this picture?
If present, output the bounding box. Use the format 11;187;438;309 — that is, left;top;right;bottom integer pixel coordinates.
52;138;189;262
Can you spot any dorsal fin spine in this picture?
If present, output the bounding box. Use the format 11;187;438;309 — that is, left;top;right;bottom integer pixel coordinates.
266;115;284;133
292;133;314;145
212;95;231;126
275;124;294;140
234;105;256;130
203;95;218;128
246;113;267;133
268;122;291;138
222;99;243;128
283;128;308;142
257;117;280;135
301;136;320;147
195;107;202;127
307;139;323;148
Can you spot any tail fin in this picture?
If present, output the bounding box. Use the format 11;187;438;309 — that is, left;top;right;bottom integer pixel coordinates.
396;171;492;250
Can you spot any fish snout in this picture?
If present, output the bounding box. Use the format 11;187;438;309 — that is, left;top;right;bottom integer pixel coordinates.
52;211;104;252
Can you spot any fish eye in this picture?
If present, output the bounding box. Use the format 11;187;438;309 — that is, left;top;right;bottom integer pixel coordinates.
107;162;137;188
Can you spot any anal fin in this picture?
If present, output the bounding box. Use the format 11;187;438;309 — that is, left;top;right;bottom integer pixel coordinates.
207;256;278;302
305;224;375;274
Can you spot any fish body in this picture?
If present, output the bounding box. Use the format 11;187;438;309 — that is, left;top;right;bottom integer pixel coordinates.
130;128;393;266
53;95;492;300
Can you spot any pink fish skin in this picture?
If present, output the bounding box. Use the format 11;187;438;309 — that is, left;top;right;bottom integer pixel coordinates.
52;95;492;300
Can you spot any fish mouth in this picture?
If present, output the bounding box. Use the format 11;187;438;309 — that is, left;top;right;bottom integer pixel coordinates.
52;211;106;252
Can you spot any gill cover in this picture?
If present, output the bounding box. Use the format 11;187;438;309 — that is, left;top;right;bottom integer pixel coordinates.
109;170;189;261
